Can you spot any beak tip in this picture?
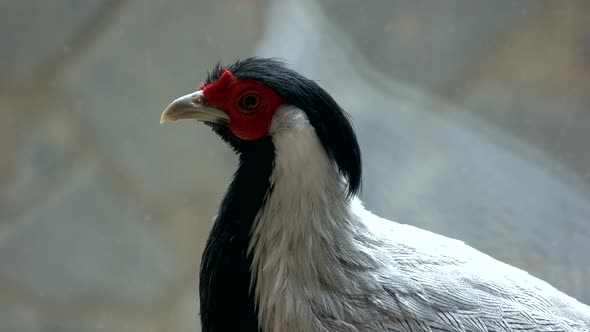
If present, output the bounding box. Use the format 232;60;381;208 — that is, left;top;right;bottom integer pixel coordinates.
159;110;174;124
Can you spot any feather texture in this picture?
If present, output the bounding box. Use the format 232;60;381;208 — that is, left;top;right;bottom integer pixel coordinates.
249;106;590;332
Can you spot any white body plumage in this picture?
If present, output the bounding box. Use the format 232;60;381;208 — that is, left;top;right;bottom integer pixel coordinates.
250;106;590;332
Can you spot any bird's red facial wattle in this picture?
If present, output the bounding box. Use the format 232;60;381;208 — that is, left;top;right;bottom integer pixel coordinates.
201;70;287;141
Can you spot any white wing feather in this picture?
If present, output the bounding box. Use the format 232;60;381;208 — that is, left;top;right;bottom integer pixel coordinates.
360;213;590;332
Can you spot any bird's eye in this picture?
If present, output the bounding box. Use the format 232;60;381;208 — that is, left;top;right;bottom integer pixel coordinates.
238;93;261;112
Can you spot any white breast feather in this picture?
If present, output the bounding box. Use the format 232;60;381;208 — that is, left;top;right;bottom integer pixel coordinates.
248;106;590;332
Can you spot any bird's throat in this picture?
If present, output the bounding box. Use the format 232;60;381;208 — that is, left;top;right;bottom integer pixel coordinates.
199;136;275;332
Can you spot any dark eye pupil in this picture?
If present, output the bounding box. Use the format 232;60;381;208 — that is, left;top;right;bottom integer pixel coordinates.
244;95;257;108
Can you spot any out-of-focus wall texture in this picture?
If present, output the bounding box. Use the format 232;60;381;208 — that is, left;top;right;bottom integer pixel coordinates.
1;0;589;331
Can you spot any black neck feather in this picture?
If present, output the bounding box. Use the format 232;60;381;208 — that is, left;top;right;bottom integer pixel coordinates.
199;136;275;332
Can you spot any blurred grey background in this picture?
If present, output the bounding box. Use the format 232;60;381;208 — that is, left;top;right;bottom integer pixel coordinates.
1;0;589;331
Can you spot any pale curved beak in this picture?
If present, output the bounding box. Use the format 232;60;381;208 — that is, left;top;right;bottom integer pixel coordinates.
160;90;229;124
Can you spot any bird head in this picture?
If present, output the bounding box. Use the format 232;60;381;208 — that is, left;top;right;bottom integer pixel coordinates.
160;57;361;196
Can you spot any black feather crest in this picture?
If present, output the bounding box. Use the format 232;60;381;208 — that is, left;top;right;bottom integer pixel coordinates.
206;57;363;197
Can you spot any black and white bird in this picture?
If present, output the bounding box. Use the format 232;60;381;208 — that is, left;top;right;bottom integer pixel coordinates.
160;58;590;332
